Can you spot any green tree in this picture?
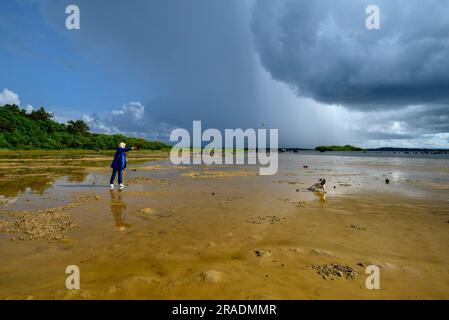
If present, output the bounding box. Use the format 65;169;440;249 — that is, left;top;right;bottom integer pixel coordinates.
0;104;170;150
67;120;90;135
28;107;54;121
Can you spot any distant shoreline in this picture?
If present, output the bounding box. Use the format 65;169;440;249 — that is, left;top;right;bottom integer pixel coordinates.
280;147;449;153
2;147;448;154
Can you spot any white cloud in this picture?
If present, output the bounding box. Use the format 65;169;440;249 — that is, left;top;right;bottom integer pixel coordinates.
0;88;20;106
82;114;116;134
111;101;145;121
82;101;174;141
24;104;34;114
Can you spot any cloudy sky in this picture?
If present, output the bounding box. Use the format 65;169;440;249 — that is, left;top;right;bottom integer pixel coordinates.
1;0;448;148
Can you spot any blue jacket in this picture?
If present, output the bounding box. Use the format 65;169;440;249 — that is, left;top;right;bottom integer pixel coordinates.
111;147;132;170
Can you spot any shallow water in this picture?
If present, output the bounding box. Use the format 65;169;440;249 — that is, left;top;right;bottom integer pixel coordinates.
0;151;449;299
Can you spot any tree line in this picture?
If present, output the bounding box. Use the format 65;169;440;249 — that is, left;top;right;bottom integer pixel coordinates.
0;104;170;150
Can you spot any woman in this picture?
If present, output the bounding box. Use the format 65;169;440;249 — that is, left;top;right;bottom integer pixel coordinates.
110;142;135;190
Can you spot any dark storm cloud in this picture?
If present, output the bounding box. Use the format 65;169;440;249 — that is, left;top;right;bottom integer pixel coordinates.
35;0;349;147
405;105;449;133
39;0;262;129
29;0;449;147
250;0;449;109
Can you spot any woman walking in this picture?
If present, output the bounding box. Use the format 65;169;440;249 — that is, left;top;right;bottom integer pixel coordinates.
110;142;135;190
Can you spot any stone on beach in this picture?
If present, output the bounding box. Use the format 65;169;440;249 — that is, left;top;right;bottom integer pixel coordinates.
254;249;271;258
198;270;223;283
138;208;154;215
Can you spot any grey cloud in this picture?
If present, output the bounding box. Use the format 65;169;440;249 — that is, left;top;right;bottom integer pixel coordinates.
250;0;449;109
340;104;449;147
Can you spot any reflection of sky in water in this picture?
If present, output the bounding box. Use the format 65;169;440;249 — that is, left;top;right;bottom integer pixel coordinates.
1;152;448;206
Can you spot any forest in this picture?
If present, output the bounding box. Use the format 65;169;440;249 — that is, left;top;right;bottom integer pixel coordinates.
0;104;170;150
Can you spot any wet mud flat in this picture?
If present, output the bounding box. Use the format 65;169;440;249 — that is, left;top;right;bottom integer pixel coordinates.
0;151;449;299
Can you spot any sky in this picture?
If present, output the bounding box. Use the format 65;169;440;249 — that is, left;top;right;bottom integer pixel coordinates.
0;0;448;148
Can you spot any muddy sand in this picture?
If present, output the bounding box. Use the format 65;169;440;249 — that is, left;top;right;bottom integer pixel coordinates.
1;150;449;299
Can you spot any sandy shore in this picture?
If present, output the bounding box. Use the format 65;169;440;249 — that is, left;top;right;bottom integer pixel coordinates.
1;151;449;299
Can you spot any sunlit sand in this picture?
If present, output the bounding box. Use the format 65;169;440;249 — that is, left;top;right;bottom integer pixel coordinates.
1;151;449;299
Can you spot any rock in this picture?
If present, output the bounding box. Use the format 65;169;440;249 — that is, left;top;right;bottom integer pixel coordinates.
385;179;390;184
1;204;78;241
346;224;367;231
199;270;223;283
312;263;357;280
247;216;286;225
254;249;271;258
138;208;154;215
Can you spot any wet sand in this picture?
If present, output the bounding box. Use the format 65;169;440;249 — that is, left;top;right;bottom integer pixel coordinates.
1;151;449;299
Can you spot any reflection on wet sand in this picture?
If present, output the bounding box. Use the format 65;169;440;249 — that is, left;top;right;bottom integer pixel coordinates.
313;191;326;202
66;172;89;183
0;175;55;198
0;150;167;199
109;190;131;231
